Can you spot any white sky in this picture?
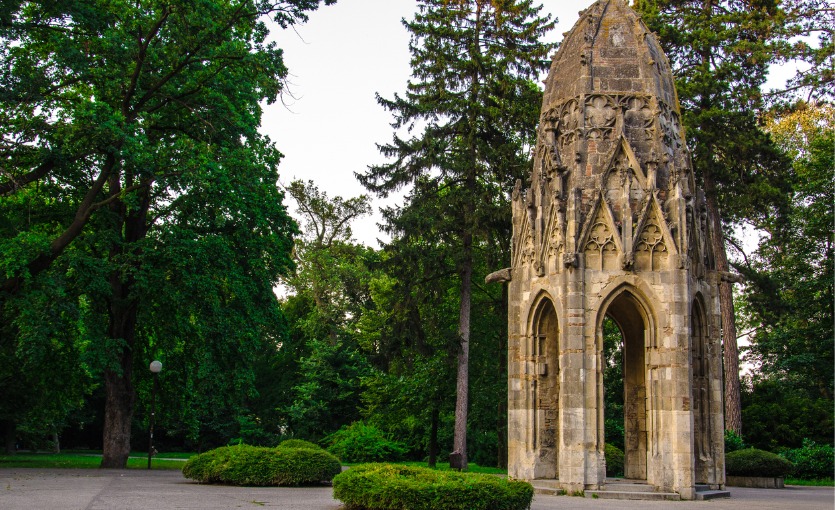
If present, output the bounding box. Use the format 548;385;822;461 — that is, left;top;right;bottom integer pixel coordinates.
264;0;582;247
262;0;796;248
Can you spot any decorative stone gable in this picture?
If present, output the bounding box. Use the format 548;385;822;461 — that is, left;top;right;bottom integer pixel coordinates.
499;0;725;500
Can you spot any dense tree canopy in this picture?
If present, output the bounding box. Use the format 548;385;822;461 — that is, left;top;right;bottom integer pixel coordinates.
740;103;834;401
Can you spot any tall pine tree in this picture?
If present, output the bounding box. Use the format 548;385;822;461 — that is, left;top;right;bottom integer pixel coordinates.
358;0;554;469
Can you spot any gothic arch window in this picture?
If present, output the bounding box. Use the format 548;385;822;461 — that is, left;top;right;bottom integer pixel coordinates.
691;297;711;483
530;296;560;479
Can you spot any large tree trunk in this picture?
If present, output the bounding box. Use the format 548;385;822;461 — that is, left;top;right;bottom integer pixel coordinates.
100;271;139;468
452;234;473;471
101;361;134;468
703;170;742;434
100;175;149;468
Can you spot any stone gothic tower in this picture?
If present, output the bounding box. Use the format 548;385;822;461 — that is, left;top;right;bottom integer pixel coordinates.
500;0;725;499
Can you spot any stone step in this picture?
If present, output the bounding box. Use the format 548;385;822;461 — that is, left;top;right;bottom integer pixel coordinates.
530;479;564;496
532;485;563;496
531;479;560;488
585;489;681;501
602;482;657;493
695;489;731;500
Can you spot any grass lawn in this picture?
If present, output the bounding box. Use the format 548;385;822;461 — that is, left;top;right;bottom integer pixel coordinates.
0;451;193;470
786;478;835;487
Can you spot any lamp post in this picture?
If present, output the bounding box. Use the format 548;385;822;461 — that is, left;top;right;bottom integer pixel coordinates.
148;360;162;469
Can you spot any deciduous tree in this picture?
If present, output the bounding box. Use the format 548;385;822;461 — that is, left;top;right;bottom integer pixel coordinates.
0;0;333;467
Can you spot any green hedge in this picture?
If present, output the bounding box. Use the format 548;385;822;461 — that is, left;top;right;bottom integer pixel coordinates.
277;439;321;451
726;448;793;478
323;421;408;463
332;463;533;510
182;444;341;486
605;443;624;477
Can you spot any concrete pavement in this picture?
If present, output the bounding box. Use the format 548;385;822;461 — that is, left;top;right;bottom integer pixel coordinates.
0;468;832;509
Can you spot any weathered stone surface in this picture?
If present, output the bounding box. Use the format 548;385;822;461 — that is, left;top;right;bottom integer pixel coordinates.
502;0;724;501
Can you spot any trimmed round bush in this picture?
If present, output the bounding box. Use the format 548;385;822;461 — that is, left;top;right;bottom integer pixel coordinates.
277;439;322;451
323;421;408;463
332;463;533;510
725;448;793;478
605;443;624;477
182;444;341;486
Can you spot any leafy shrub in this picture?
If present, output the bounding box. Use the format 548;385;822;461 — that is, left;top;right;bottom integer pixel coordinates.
725;448;793;478
605;443;624;477
781;439;835;480
323;421;408;463
182;444;341;486
278;439;322;451
724;430;746;453
229;414;281;447
332;463;533;510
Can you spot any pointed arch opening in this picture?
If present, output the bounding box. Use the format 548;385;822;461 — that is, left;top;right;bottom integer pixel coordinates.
691;296;711;483
599;287;651;480
530;296;560;479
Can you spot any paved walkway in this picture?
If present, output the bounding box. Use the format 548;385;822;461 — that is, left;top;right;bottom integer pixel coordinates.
0;469;832;509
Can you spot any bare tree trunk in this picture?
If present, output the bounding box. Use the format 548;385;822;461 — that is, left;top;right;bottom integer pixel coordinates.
452;235;473;471
703;171;742;434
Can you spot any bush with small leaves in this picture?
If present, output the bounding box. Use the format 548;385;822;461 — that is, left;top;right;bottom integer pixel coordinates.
332;463;533;510
323;421;408;463
182;444;341;486
781;439;834;480
725;448;793;478
724;430;746;453
605;443;624;477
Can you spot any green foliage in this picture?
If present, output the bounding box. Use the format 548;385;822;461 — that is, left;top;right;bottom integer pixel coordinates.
780;440;835;480
740;105;834;404
604;444;624;478
602;317;624;451
279;181;376;440
332;463;533;510
725;448;794;478
181;444;341;486
741;379;833;450
323;422;408;463
770;0;834;101
724;430;747;453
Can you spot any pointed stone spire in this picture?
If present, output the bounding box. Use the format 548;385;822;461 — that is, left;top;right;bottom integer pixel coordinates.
504;0;725;500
